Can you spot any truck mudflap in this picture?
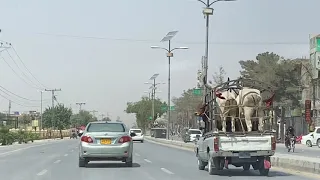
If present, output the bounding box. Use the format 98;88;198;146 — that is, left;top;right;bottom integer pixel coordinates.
264;159;271;169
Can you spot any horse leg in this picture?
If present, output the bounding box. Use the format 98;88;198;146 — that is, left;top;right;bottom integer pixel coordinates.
222;116;226;132
244;107;253;132
258;109;264;132
231;117;235;132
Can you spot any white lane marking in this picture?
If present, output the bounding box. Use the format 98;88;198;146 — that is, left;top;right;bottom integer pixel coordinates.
135;153;140;156
54;160;61;164
37;169;48;176
0;143;54;157
64;154;68;156
70;149;74;152
161;168;174;175
144;159;152;163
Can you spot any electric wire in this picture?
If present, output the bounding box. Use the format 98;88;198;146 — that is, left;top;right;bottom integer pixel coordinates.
35;32;309;45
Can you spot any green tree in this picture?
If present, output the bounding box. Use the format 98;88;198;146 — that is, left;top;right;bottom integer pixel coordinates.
125;97;167;131
42;104;73;138
20;114;31;128
212;66;226;86
239;52;302;107
102;117;112;121
70;110;97;127
172;88;202;128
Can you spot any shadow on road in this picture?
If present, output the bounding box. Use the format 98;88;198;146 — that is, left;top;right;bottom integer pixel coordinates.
203;168;292;177
86;162;141;168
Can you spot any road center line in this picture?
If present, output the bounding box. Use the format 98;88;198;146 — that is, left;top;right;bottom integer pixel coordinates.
54;160;61;164
135;153;140;156
64;154;68;156
144;159;152;163
161;168;174;175
37;169;48;176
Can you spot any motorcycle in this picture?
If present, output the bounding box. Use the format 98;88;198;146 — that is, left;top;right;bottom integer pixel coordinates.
70;132;78;139
286;136;296;152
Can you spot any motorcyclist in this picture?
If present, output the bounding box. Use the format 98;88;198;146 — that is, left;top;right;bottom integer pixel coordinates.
285;126;295;147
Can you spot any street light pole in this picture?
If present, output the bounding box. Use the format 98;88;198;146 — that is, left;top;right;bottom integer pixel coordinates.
151;31;188;140
198;0;236;96
40;91;43;131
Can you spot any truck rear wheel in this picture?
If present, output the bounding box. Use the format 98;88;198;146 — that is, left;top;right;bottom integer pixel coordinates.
197;158;207;170
259;168;269;176
208;157;219;175
243;164;250;171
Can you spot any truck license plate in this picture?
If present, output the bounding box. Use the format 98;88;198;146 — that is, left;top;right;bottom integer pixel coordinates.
239;152;251;158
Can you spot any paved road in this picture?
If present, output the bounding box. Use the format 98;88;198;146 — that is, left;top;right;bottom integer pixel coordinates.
0;139;317;180
170;135;320;158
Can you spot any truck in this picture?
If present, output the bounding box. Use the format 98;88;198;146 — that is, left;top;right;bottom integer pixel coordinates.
194;78;277;176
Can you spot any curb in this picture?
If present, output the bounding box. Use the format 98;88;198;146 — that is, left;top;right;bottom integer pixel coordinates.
145;136;320;174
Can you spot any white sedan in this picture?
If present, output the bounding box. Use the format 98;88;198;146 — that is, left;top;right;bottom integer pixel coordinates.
301;133;316;147
129;129;144;143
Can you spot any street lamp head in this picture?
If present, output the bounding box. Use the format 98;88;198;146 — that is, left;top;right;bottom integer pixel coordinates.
151;46;161;49
177;47;189;50
144;82;150;84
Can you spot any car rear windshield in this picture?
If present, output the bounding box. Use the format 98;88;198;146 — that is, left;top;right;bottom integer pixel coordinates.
131;130;142;133
87;123;125;132
188;130;201;134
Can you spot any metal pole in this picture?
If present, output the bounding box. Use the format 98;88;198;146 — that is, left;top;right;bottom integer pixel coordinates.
40;91;43;131
152;79;155;121
166;40;171;140
203;0;210;99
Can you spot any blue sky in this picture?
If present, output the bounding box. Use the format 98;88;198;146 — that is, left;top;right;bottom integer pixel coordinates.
0;0;317;125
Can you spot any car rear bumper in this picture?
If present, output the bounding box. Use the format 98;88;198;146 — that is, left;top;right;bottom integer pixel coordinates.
132;136;144;141
79;142;132;160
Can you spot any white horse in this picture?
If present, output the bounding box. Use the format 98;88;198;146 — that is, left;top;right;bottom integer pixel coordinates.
236;87;264;132
215;90;238;132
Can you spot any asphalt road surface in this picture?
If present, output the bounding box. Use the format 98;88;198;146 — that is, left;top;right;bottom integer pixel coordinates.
0;139;318;180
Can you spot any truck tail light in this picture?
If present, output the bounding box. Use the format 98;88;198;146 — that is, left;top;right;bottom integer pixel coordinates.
118;136;131;143
214;137;219;152
271;136;276;150
81;135;93;143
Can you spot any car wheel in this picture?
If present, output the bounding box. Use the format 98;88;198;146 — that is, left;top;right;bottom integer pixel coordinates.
317;139;320;148
141;140;144;143
78;157;87;167
125;156;133;167
306;140;312;147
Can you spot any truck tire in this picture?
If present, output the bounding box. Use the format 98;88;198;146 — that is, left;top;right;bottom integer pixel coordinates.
243;164;250;171
197;158;207;170
259;168;269;176
208;156;219;175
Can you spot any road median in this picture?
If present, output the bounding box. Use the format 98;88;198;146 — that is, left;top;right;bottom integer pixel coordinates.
145;136;320;174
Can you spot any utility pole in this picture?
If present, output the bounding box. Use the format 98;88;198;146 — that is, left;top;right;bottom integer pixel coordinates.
7;100;11;124
151;31;188;139
100;114;105;120
45;88;61;132
198;0;236;112
76;102;86;112
40;91;43;130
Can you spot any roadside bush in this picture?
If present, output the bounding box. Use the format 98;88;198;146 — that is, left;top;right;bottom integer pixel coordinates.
0;127;15;145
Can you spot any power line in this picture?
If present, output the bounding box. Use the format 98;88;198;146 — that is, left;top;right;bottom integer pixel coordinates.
0;93;38;107
5;49;43;89
11;46;49;89
0;56;39;89
0;85;50;102
35;32;309;45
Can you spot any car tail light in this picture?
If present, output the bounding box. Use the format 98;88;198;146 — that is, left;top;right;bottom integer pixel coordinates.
213;137;219;152
271;136;276;151
118;136;131;143
81;135;93;143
